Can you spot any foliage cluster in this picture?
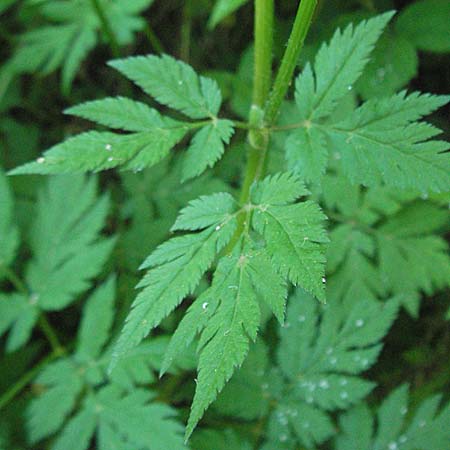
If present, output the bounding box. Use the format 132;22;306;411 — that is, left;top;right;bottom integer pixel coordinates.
1;0;449;449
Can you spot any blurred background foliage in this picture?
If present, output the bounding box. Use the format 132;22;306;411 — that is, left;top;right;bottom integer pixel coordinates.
0;0;449;449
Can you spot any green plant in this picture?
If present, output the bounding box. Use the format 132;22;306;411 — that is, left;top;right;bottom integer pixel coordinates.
1;1;450;449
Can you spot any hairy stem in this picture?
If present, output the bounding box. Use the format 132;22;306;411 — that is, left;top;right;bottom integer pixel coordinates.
228;0;317;253
265;0;317;125
253;0;274;108
239;0;274;205
90;0;121;58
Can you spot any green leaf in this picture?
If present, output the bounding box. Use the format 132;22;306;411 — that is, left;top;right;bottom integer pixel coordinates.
0;175;114;351
9;129;188;175
172;192;237;231
250;172;309;205
7;0;155;91
396;0;450;53
336;385;450;450
323;175;450;314
0;168;19;269
266;289;398;448
110;197;238;369
27;280;185;450
27;360;84;443
252;177;328;301
325;91;450;192
0;293;39;353
109;54;223;119
377;203;450;298
208;0;249;29
65;96;181;132
26;175;114;310
76;276;116;359
295;12;394;121
182;119;234;181
53;386;185;450
186;246;261;438
285;125;329;182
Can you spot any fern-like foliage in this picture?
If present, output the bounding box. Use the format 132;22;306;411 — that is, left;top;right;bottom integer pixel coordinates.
0;175;114;351
260;289;398;449
336;385;450;450
6;0;155;92
27;278;186;450
323;174;450;315
285;12;450;192
109;172;327;438
8;10;450;442
11;54;234;179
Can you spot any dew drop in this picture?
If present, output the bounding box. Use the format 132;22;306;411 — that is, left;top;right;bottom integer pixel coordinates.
334;152;342;160
355;319;364;327
400;406;408;415
347;85;353;91
279;434;288;442
202;302;208;310
178;80;183;85
322;277;326;283
298;315;306;322
107;157;114;162
215;225;221;231
37;157;45;164
388;442;398;450
340;379;348;386
105;144;112;151
29;293;39;305
340;391;349;400
319;379;329;389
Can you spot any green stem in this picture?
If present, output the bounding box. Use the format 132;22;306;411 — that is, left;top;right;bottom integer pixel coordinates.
91;0;121;58
228;0;317;254
225;0;274;253
265;0;317;125
38;314;65;356
239;0;274;205
143;23;164;54
253;0;274;108
1;265;28;294
0;352;58;411
1;266;65;355
180;0;192;61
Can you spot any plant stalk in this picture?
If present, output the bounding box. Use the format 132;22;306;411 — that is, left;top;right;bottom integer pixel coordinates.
253;0;274;109
0;352;58;411
38;314;65;356
91;0;121;58
265;0;317;125
180;0;192;61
